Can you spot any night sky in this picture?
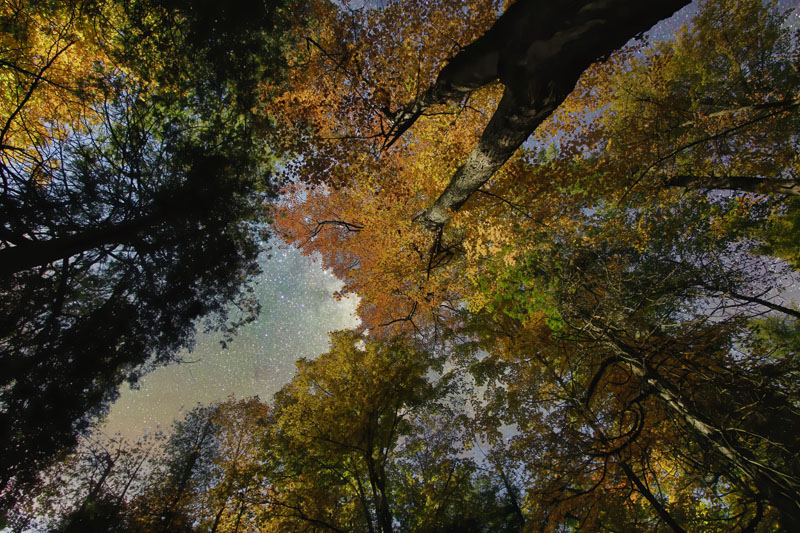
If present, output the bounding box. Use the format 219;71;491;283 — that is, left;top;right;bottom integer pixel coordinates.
101;243;359;439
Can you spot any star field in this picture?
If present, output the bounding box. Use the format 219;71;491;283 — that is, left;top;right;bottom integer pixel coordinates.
101;242;359;439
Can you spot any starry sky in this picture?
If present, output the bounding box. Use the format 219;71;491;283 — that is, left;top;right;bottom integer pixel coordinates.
101;243;359;439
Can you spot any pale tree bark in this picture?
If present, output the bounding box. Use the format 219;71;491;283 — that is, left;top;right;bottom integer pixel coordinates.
384;0;691;230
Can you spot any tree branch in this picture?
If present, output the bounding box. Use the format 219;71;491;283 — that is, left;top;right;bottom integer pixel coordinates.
410;0;690;230
665;174;800;196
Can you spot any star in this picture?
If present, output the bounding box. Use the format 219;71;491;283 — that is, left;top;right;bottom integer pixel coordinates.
102;240;359;439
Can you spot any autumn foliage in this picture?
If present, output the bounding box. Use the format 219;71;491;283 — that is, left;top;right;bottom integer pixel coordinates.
6;0;800;530
270;0;800;529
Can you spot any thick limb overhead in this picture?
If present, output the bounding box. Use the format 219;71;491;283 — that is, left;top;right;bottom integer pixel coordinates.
666;174;800;196
399;0;690;230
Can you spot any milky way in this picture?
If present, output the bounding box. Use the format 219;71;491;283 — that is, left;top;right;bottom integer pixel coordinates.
101;242;359;439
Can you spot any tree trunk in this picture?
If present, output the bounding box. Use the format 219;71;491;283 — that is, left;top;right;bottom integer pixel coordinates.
0;213;161;277
492;459;526;527
618;459;686;533
210;498;228;532
393;0;691;229
364;450;393;533
160;416;215;533
0;172;218;276
73;454;114;518
604;335;800;528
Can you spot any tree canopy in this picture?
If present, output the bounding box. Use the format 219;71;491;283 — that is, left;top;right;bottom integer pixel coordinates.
5;0;800;530
0;0;298;513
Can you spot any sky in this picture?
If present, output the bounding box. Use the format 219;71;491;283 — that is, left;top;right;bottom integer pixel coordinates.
100;243;359;439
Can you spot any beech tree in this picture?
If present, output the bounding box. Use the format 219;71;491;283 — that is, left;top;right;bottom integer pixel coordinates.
261;331;519;532
276;0;799;336
190;399;271;533
270;0;691;334
458;194;800;529
265;0;691;223
386;0;691;229
0;0;118;172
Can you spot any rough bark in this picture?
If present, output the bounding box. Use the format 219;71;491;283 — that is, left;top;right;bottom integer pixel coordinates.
395;0;690;230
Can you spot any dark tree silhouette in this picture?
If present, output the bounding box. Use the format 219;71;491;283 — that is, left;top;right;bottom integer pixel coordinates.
0;0;297;514
0;98;266;510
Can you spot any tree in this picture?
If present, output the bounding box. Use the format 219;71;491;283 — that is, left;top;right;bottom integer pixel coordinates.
279;1;800;527
388;0;691;229
8;399;272;532
192;399;271;533
118;0;296;116
259;331;521;532
126;401;267;533
0;0;119;172
262;331;439;532
266;0;693;226
459;195;800;529
270;0;696;337
388;410;525;532
2;431;163;532
7;0;800;527
442;2;800;524
0;0;299;513
599;0;800;197
0;93;267;512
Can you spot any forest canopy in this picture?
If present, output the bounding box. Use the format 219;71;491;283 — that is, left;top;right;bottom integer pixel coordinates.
3;0;800;531
0;0;295;513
